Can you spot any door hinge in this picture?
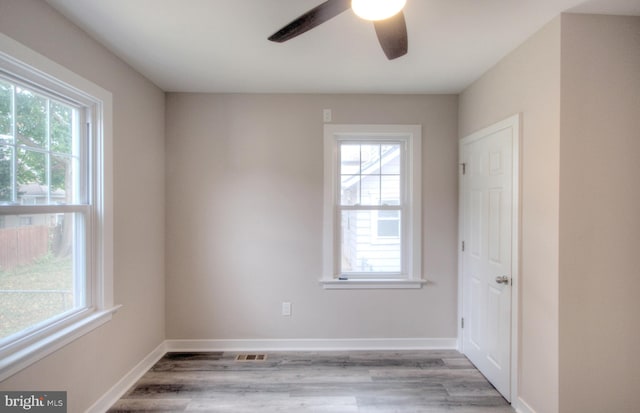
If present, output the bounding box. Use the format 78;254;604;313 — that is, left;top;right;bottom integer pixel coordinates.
461;241;465;252
461;163;466;175
461;318;465;329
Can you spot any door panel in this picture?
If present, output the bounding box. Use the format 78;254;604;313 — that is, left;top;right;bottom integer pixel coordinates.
470;276;482;350
488;189;502;264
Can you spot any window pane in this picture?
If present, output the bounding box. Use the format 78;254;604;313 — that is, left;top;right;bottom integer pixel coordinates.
16;87;47;149
340;175;360;205
381;175;400;205
0;146;12;203
50;101;73;155
2;84;80;206
17;148;46;205
340;144;360;175
360;175;380;205
381;144;401;174
0;79;12;140
0;213;79;341
339;142;402;207
51;154;77;204
341;210;401;274
360;144;381;175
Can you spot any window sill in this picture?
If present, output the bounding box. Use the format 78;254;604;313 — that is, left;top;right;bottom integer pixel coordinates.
320;279;426;290
0;305;122;382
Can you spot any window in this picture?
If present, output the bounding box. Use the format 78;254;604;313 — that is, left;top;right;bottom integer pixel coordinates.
0;34;114;381
322;124;423;289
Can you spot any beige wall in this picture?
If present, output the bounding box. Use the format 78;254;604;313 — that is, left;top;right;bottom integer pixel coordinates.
459;18;561;413
165;93;459;340
0;1;166;412
460;13;640;413
559;14;640;413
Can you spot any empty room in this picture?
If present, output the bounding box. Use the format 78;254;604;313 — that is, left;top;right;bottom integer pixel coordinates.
0;0;638;412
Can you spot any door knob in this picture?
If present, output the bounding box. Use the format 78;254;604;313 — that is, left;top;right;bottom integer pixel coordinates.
495;276;510;285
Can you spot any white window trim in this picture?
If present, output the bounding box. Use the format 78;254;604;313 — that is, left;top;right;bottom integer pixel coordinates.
321;124;424;289
0;33;118;381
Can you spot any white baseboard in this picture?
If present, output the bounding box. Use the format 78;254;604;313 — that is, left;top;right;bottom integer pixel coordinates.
165;338;458;352
514;397;536;413
85;341;166;413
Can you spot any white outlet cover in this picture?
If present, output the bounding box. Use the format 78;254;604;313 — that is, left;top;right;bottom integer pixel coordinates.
282;302;291;316
323;109;332;123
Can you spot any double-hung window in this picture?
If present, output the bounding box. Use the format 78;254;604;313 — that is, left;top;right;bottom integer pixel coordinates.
322;124;423;289
0;34;114;380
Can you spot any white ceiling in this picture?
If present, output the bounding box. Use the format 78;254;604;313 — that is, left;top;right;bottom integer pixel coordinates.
45;0;640;94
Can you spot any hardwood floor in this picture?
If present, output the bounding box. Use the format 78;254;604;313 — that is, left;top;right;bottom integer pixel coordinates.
108;350;516;412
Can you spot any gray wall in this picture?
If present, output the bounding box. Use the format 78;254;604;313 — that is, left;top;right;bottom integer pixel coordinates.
559;14;640;413
459;17;562;413
0;1;166;411
460;13;640;413
165;93;459;340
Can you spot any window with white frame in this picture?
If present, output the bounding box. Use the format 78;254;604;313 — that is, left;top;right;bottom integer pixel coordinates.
0;34;114;381
322;124;423;289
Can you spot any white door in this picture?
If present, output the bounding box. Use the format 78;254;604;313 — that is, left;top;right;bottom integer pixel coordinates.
460;115;519;401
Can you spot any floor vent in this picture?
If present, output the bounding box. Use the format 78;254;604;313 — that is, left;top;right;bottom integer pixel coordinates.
235;354;267;361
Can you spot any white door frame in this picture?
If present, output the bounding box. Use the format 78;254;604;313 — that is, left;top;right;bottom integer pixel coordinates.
458;113;521;403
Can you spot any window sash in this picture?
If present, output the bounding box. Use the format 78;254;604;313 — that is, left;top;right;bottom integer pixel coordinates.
0;73;88;207
0;208;91;340
337;204;405;277
0;212;89;351
0;204;89;214
337;140;405;207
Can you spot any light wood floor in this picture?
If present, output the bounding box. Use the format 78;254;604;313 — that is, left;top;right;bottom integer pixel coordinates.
108;350;516;412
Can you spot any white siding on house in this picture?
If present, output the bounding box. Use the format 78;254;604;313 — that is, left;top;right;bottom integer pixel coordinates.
341;210;401;273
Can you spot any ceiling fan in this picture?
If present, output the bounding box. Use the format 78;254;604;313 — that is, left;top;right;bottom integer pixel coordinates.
268;0;408;60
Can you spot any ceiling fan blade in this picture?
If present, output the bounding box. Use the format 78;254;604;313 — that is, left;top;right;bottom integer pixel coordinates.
373;11;408;60
268;0;352;43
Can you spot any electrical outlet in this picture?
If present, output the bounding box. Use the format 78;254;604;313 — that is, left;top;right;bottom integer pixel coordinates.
282;302;292;316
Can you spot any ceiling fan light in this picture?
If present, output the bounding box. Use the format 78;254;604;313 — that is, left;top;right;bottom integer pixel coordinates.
351;0;406;21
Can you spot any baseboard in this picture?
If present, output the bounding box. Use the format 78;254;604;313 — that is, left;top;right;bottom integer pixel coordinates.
165;337;458;352
514;397;536;413
85;341;166;413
